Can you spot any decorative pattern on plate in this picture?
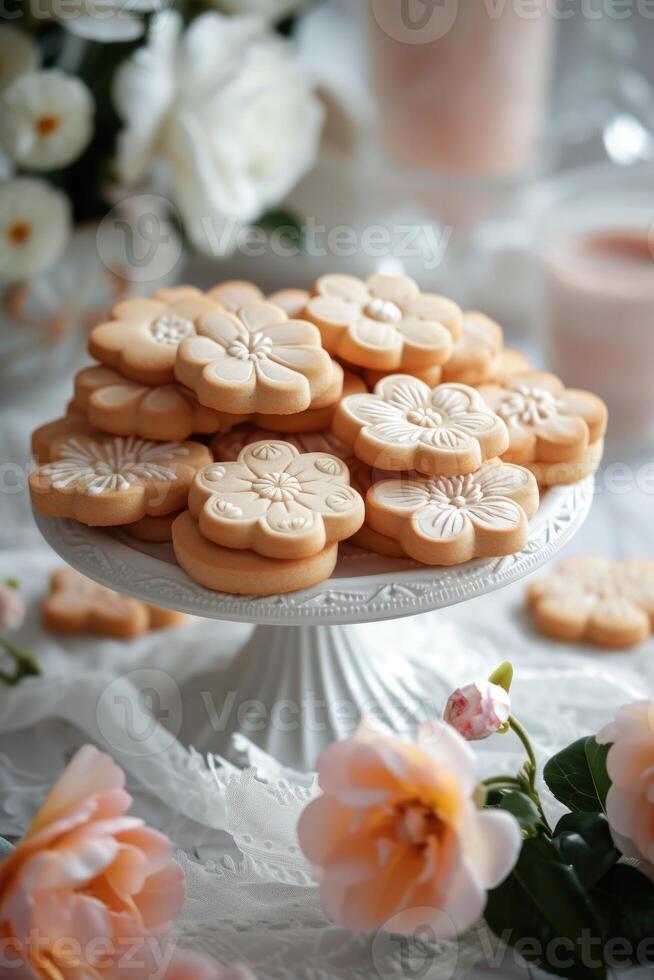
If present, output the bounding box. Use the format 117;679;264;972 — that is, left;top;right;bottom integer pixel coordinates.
72;365;245;441
333;375;509;475
175;301;333;416
528;555;654;649
366;462;539;565
189;440;364;560
478;371;608;465
30;430;211;526
33;477;593;625
304;273;462;371
442;312;503;386
89;286;224;386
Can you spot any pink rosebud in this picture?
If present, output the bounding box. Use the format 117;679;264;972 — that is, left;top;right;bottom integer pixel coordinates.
444;680;511;740
0;585;24;633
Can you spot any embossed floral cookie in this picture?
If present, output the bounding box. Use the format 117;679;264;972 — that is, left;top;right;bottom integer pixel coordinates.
175;301;334;416
89;286;224;386
32;413;97;464
478;372;608;467
43;568;187;638
366;460;539;565
188;440;364;560
29;425;211;525
304;274;462;372
528;556;654;648
253;366;366;434
442;312;503;386
333;375;509;476
72;366;245;441
208;280;310;319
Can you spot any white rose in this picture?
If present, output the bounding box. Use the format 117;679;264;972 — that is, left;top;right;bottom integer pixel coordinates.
1;70;94;171
113;11;323;254
34;0;167;42
0;25;39;92
0;178;71;281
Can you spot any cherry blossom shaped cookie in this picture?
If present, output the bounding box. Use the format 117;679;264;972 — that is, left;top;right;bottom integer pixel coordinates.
366;460;539;565
478;372;608;465
72;366;245;441
29;428;211;526
442;312;503;386
305;274;462;372
43;568;187;638
528;556;654;649
89;286;224;386
333;375;509;476
208;280;310;320
253;366;366;434
189;440;364;560
175;301;334;416
32;413;96;464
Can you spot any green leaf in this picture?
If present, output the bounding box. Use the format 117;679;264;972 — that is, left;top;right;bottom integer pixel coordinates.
544;737;608;814
553;812;620;889
486;833;606;980
592;864;654;967
487;789;541;836
584;739;611;811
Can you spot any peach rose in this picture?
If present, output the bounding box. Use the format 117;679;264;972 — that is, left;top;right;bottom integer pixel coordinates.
297;719;521;937
444;681;511;741
165;950;257;980
597;701;654;871
0;745;186;978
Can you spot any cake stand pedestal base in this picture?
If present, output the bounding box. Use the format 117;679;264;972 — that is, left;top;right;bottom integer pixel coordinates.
179;619;450;771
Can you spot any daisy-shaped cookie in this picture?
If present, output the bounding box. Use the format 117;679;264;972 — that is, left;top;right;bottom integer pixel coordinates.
208;280;309;319
442;312;503;386
478;372;608;464
366;461;539;566
89;286;224;386
188;440;364;560
304;273;462;372
528;556;654;649
175;301;333;416
29;430;211;526
333;375;509;476
72;366;244;441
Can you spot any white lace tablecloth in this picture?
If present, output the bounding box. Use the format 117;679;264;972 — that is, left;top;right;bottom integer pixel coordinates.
1;391;653;979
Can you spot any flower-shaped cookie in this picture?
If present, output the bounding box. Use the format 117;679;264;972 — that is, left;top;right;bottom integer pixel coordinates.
208;280;309;319
29;429;211;525
333;375;509;476
89;286;224;386
304;274;462;371
72;366;244;441
528;556;654;649
442;312;503;386
189;440;364;560
478;372;608;464
366;461;539;565
175;301;333;415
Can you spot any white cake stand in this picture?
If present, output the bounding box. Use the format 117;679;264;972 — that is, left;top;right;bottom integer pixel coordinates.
34;477;593;769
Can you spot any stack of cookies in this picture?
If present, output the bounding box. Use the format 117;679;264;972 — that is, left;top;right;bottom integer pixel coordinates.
29;274;608;596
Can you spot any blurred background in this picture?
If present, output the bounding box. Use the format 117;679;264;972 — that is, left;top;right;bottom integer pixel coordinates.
1;0;653;460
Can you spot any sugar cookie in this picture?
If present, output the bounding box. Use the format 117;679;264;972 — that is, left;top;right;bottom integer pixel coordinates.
175;301;333;415
366;460;539;565
123;510;181;543
527;555;654;648
487;347;531;384
43;568;188;638
478;371;608;465
333;375;509;476
32;413;96;464
525;438;604;487
441;312;503;386
267;288;310;319
188;440;364;560
72;366;245;441
30;428;211;526
363;362;442;390
208;281;310;319
172;510;338;596
89;286;224;386
304;274;462;371
253;366;366;433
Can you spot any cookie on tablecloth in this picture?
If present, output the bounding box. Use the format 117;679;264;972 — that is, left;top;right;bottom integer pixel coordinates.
71;366;245;441
365;459;539;566
304;274;462;372
527;556;654;648
175;301;334;415
89;286;224;386
29;423;211;526
333;375;508;476
478;371;607;484
43;568;188;637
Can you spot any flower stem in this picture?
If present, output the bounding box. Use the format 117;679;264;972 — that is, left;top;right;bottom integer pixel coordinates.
509;714;550;832
0;638;42;686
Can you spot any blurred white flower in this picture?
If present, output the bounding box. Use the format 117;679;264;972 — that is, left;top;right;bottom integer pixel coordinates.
212;0;304;21
1;70;94;171
0;25;39;92
0;178;71;281
113;11;323;254
38;0;168;42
